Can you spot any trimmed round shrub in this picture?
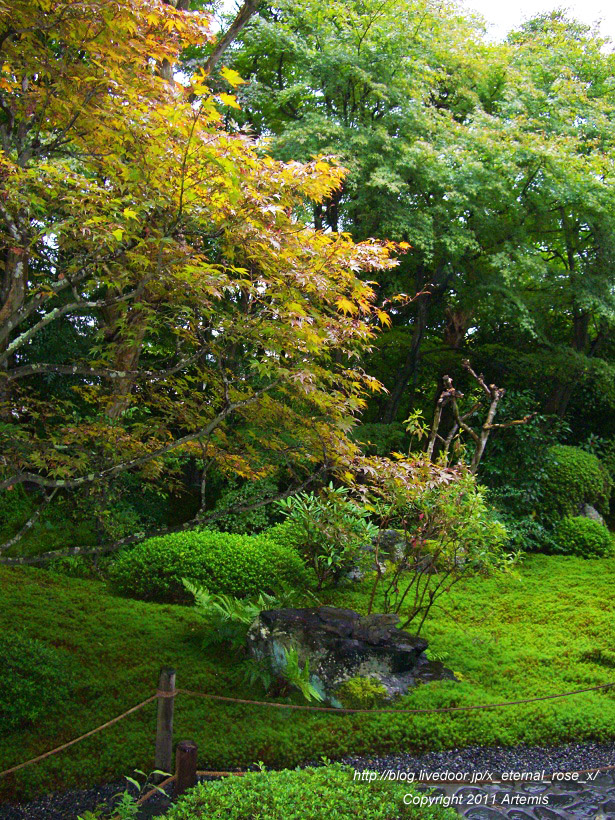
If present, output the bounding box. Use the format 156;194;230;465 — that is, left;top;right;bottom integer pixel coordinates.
107;529;309;602
553;516;613;558
165;764;457;819
0;634;71;733
541;445;611;521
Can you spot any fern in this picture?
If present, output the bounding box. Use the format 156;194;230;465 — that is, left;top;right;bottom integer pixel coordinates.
280;646;324;702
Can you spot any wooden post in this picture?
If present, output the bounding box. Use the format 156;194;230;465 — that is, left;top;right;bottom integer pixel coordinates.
155;667;176;777
175;740;198;797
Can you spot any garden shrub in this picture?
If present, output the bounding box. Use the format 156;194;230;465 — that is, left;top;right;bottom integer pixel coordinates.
0;634;71;733
553;516;613;558
165;764;456;819
276;484;378;589
212;479;280;534
541;445;611;521
108;530;309;602
336;676;388;709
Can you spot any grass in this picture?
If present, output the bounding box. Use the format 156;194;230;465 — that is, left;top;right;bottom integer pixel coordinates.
1;554;615;802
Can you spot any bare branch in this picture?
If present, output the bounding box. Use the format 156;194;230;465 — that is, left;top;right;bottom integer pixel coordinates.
0;463;325;565
0;489;58;556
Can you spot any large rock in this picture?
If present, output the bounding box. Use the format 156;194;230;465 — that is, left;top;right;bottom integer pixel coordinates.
579;503;606;527
247;606;455;705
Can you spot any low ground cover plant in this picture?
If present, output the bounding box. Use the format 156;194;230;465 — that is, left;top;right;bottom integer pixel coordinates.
0;633;72;733
164;764;457;819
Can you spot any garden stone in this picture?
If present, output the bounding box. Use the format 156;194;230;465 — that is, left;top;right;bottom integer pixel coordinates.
246;606;456;705
579;503;606;526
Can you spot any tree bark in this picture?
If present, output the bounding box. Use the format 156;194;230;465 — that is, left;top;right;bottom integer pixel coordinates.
203;0;262;75
380;291;430;423
102;307;148;420
544;307;590;417
0;236;28;419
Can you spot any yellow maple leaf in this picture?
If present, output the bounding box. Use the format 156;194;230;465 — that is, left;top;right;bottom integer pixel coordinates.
220;66;247;88
336;297;357;315
218;93;241;110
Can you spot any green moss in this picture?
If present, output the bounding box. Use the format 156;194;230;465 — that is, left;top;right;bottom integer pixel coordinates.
541;445;612;521
0;634;72;733
554;516;613;558
3;555;615;802
166;764;456;819
336;677;388;709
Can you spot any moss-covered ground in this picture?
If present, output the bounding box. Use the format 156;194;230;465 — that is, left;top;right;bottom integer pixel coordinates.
1;554;615;802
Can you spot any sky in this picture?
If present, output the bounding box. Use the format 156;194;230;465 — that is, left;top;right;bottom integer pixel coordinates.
462;0;615;43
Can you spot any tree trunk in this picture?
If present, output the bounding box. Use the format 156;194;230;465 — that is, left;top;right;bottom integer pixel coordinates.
103;307;148;420
544;307;590;417
0;243;28;419
443;306;472;350
380;292;430;423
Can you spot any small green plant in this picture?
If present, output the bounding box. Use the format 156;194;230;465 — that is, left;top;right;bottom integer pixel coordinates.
553;516;613;558
77;769;170;820
276;483;378;589
278;646;323;702
336;676;388;709
183;580;281;651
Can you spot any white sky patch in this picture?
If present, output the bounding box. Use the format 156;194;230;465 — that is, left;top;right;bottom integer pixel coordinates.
462;0;615;43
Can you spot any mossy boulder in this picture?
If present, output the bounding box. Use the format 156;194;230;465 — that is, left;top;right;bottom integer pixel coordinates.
247;606;455;705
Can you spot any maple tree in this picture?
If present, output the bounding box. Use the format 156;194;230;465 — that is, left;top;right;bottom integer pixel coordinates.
0;0;398;562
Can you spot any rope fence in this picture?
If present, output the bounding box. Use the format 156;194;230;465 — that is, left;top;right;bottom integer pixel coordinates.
1;670;615;805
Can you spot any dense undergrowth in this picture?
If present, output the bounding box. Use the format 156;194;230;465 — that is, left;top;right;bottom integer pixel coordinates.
2;554;615;803
164;764;457;819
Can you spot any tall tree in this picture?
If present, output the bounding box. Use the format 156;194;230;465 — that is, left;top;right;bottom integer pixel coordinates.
0;0;396;562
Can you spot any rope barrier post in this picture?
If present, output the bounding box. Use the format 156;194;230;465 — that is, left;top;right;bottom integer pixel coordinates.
175;740;198;797
155;667;176;780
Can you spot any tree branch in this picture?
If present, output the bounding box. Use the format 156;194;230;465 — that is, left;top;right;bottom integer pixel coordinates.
0;380;280;492
204;0;262;75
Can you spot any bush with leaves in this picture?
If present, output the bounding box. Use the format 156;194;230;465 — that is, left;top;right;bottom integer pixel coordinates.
553;516;613;558
275;484;378;589
212;479;280;534
108;530;309;603
0;634;71;733
541;445;611;523
164;763;457;819
363;463;514;633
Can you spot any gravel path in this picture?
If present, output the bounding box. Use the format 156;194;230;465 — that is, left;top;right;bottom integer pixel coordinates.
1;742;615;819
343;741;615;818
